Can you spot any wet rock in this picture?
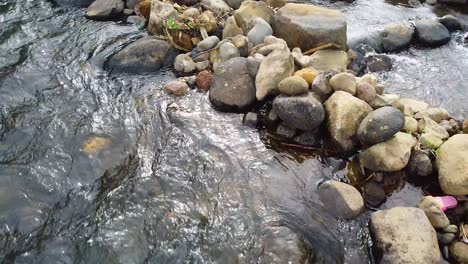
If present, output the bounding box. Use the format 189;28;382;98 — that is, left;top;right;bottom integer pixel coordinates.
127;15;146;30
197;36;220;52
107;37;178;74
294;68;318;86
148;0;177;36
213;42;240;71
370;207;440;264
364;181;387;208
408;150;433;177
222;16;243;39
294;130;319;146
196;70;213;91
329;72;357;95
324;91;373;151
86;0;124;19
209;57;256;112
256;49;294;101
357;107;404;146
439;119;459;136
318;181;364;219
365;54;392;72
247;18;273;47
451;242;468;264
360;132;416;172
200;0;232;14
414;19;451;47
381;23;415;52
174;54;197;74
273;93;325;131
55;0;94;7
417;196;450;229
277;76;309;96
276;123;296;138
164;81;189;96
418;117;449;140
438;15;463;32
273;4;347;51
243;112;258;128
309;50;348;72
312;72;333;96
436;134;468;195
399;98;429;114
420;133;444;149
414;107;449;123
355;82;377;103
234;1;274;33
261;226;310;263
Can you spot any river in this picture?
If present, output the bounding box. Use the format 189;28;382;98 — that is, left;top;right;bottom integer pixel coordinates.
0;0;467;263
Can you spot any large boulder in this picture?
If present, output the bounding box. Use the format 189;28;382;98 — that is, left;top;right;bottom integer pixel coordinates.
324;91;372;151
148;0;178;36
86;0;124;19
255;49;294;101
414;19;451;47
357;106;404;146
380;23;414;52
360;132;417;172
309;50;348;72
435;134;468;195
272;4;347;51
209;57;256;112
318;181;364;219
106;37;178;74
272;93;325;131
370;207;440;264
234;1;274;33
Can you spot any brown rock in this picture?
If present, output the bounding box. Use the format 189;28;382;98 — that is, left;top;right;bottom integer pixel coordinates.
196;70;213;92
355;82;377;103
135;0;151;19
165;81;189;96
464;118;468;133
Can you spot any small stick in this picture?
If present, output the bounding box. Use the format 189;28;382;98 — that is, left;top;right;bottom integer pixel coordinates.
303;43;342;55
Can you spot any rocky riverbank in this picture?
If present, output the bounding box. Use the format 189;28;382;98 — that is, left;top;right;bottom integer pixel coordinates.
78;0;468;262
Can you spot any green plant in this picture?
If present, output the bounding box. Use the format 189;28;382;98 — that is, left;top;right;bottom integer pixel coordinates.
167;19;180;30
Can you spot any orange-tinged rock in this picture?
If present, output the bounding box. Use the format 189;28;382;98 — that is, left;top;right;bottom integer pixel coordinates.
294;68;318;85
135;0;151;19
82;136;111;154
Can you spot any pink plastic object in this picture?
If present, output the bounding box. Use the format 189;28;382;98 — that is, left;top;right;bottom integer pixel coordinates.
434;196;458;211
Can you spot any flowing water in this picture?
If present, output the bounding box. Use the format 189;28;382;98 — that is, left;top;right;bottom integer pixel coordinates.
0;0;467;263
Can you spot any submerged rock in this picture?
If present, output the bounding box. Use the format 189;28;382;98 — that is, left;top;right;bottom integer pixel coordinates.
324;91;373;151
273;4;347;51
414;19;451;47
106;37;178;74
275;122;296;138
381;23;415;52
357;107;404;146
318;181;364;219
436;134;468;195
86;0;124;19
209;57;256;112
360;132;416;172
366;54;392;72
370;207;440;264
255;49;294;100
273;93;325;131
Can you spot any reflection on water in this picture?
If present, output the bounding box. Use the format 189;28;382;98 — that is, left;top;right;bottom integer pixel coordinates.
0;0;467;263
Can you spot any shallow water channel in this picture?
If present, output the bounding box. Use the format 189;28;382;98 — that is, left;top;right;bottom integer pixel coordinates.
0;0;467;263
